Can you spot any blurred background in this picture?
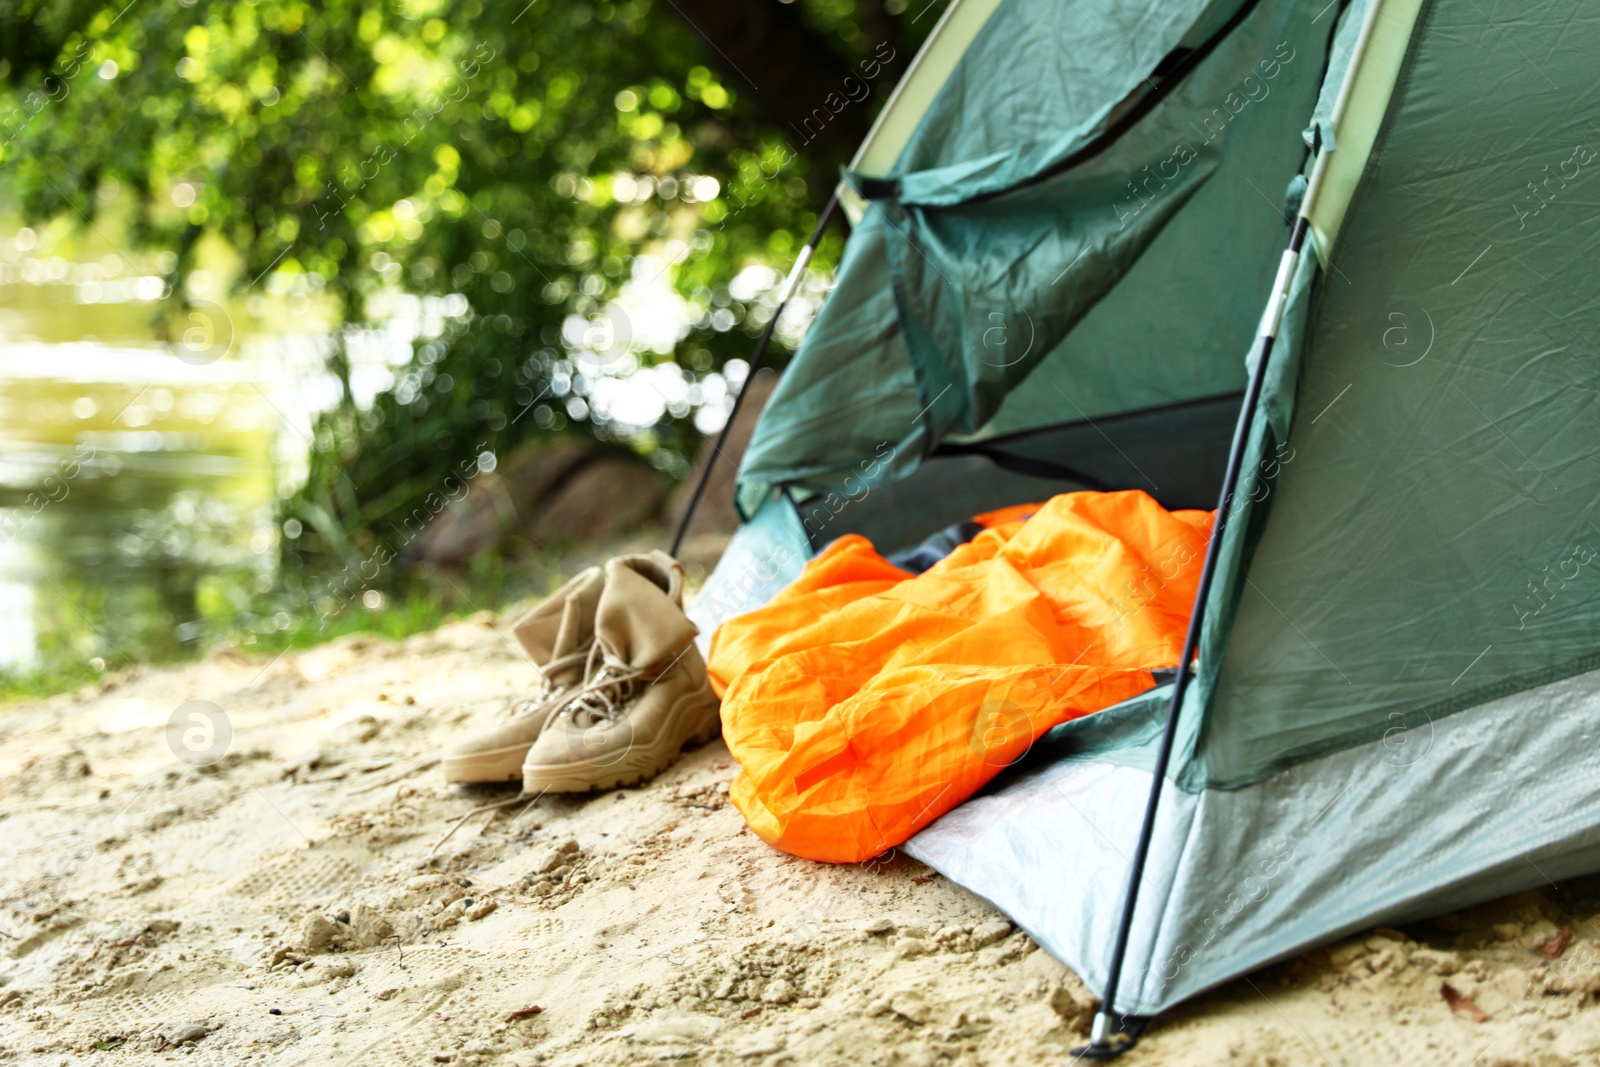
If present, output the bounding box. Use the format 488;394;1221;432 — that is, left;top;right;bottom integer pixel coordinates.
0;0;939;699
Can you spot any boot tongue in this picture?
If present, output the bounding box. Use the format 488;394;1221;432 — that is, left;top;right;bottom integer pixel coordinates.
512;566;603;686
538;596;594;686
595;557;698;670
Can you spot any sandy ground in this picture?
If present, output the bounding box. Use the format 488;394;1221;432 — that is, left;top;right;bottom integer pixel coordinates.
6;608;1600;1066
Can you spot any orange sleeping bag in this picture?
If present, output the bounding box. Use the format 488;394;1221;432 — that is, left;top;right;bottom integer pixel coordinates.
707;490;1212;863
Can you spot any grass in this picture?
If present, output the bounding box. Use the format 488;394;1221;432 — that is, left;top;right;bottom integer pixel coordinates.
0;660;110;705
0;590;475;705
0;549;565;706
252;589;475;655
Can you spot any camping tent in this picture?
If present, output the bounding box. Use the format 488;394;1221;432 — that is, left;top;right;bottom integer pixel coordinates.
684;0;1600;1052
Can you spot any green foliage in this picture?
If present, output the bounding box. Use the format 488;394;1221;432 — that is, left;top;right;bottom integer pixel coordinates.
0;519;549;706
0;0;931;589
0;581;487;706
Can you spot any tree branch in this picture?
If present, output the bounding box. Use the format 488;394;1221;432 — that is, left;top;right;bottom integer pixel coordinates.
661;0;901;167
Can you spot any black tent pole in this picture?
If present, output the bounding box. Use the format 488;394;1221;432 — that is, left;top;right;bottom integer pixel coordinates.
1077;215;1310;1060
669;193;840;559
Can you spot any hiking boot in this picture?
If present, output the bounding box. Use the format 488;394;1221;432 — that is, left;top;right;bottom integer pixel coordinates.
442;566;605;784
521;551;720;793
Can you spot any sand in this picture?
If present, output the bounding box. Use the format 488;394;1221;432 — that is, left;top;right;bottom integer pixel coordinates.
5;609;1600;1066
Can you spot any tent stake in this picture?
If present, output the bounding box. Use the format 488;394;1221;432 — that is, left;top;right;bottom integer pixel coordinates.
669;193;840;558
1077;215;1310;1060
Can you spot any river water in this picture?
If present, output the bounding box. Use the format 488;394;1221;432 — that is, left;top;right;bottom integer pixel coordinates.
0;231;411;683
0;226;788;688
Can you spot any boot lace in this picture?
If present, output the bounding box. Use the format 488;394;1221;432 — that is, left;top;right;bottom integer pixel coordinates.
507;646;589;717
560;642;649;724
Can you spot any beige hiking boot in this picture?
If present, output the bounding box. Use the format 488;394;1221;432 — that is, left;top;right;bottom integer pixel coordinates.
521;551;720;793
442;566;605;784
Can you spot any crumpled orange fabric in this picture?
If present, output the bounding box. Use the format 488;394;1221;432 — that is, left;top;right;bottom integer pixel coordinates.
708;490;1213;864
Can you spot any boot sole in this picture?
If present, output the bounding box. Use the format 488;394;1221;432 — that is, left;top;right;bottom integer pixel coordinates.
443;743;534;785
521;686;721;794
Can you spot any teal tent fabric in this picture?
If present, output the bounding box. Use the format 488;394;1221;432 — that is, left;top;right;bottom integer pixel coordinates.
1299;0;1368;152
702;0;1600;1022
882;0;1232;206
739;0;1330;509
737;0;1600;790
1185;0;1600;789
734;213;928;519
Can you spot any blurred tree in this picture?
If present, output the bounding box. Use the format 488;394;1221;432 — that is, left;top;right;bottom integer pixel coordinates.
0;0;930;580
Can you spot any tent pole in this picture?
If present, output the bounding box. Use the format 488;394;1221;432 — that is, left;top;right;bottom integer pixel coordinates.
1078;215;1310;1060
669;193;839;558
1080;0;1414;1044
